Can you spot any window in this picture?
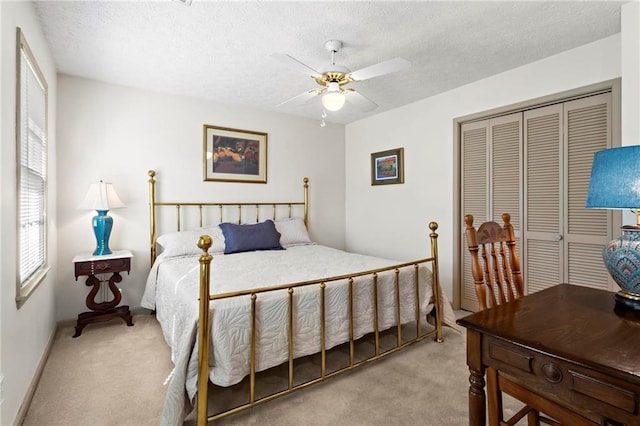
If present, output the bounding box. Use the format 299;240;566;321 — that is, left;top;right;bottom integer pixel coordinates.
16;28;48;307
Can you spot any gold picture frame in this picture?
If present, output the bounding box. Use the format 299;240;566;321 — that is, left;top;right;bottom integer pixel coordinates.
371;147;404;185
203;125;267;183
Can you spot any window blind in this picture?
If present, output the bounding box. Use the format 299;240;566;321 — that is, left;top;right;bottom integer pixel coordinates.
19;119;46;284
17;29;48;297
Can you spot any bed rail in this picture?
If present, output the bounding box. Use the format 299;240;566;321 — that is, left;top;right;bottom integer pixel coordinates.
195;223;443;425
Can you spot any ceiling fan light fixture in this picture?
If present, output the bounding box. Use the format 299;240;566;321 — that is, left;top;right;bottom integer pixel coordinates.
275;40;410;113
322;91;345;111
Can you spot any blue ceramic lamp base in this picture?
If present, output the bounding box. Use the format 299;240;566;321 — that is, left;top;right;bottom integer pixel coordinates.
603;226;640;315
92;210;113;256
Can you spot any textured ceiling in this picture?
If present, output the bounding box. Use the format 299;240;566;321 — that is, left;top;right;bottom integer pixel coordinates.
33;1;625;125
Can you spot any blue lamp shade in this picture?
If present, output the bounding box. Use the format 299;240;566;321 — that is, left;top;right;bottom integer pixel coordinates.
78;181;125;256
586;145;640;315
586;145;640;212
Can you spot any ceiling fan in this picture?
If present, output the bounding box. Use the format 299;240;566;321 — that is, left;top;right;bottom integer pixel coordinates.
273;40;411;113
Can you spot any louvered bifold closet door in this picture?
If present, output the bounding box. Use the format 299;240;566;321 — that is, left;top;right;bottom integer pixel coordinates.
491;113;522;246
491;114;523;298
460;114;521;311
461;121;488;311
524;104;563;294
564;93;612;290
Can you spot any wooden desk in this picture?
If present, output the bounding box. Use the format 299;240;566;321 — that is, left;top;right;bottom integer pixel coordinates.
457;284;640;425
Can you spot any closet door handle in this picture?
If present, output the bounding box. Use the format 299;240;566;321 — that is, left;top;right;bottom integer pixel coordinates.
555;234;563;241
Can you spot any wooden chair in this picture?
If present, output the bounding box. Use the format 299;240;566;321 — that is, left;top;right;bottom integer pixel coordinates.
464;214;594;426
464;213;523;311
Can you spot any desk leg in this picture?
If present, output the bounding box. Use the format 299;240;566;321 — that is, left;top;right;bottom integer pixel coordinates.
466;329;486;426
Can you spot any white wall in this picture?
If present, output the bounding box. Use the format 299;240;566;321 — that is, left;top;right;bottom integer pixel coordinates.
622;1;640;147
345;34;624;304
0;2;57;425
55;76;346;322
621;2;640;227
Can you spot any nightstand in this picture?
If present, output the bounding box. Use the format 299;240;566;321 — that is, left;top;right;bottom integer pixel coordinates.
73;250;134;337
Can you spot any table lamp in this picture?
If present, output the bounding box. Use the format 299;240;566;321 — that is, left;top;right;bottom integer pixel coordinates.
78;181;125;255
586;145;640;313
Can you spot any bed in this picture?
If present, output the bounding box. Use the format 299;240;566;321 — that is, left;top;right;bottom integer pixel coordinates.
141;170;456;425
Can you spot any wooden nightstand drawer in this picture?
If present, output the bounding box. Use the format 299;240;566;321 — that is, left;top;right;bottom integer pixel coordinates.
75;256;130;278
484;336;640;423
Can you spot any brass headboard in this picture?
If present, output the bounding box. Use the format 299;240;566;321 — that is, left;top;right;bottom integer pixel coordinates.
147;170;309;266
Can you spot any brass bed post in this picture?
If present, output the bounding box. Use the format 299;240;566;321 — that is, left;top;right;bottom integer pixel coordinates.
429;221;443;343
196;236;213;426
372;273;380;356
394;269;402;347
250;294;257;403
287;288;294;390
148;170;157;266
303;177;309;228
348;278;355;367
320;283;327;378
414;264;421;339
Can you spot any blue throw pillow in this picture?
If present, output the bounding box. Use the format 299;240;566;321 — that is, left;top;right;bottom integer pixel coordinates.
219;220;284;254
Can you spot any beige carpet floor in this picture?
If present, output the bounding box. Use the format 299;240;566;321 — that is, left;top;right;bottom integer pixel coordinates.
22;313;522;426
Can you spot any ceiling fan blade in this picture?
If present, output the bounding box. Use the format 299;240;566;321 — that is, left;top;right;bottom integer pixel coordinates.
276;89;322;107
344;90;378;112
348;57;411;82
272;53;323;79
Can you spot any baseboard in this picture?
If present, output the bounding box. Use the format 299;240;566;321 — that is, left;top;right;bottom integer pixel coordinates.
12;321;62;426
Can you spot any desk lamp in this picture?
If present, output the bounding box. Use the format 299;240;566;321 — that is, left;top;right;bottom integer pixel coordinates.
78;181;125;255
586;145;640;313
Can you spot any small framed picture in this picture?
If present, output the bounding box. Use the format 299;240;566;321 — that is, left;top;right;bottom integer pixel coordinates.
371;147;404;185
203;125;267;183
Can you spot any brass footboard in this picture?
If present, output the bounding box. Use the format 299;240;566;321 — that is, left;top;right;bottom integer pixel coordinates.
195;223;443;425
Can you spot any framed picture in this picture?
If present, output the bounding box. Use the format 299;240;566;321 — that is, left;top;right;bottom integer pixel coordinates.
371;147;404;185
203;125;267;183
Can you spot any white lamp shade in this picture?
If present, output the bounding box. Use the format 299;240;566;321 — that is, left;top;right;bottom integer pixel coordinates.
322;91;346;111
78;181;125;211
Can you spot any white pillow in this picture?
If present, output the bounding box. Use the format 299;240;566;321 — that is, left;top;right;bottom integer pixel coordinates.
156;226;225;258
274;218;313;247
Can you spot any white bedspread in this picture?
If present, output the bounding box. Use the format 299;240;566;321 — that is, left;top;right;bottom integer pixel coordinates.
141;244;456;425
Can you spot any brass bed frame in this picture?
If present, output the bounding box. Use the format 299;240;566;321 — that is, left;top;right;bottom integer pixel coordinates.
147;170;444;425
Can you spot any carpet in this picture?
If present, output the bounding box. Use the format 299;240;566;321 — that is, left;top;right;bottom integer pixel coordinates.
22;313;522;425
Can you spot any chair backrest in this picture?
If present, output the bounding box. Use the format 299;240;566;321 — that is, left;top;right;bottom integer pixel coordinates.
464;213;524;311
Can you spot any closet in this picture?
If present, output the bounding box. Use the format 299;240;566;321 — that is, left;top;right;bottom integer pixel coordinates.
460;91;616;311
